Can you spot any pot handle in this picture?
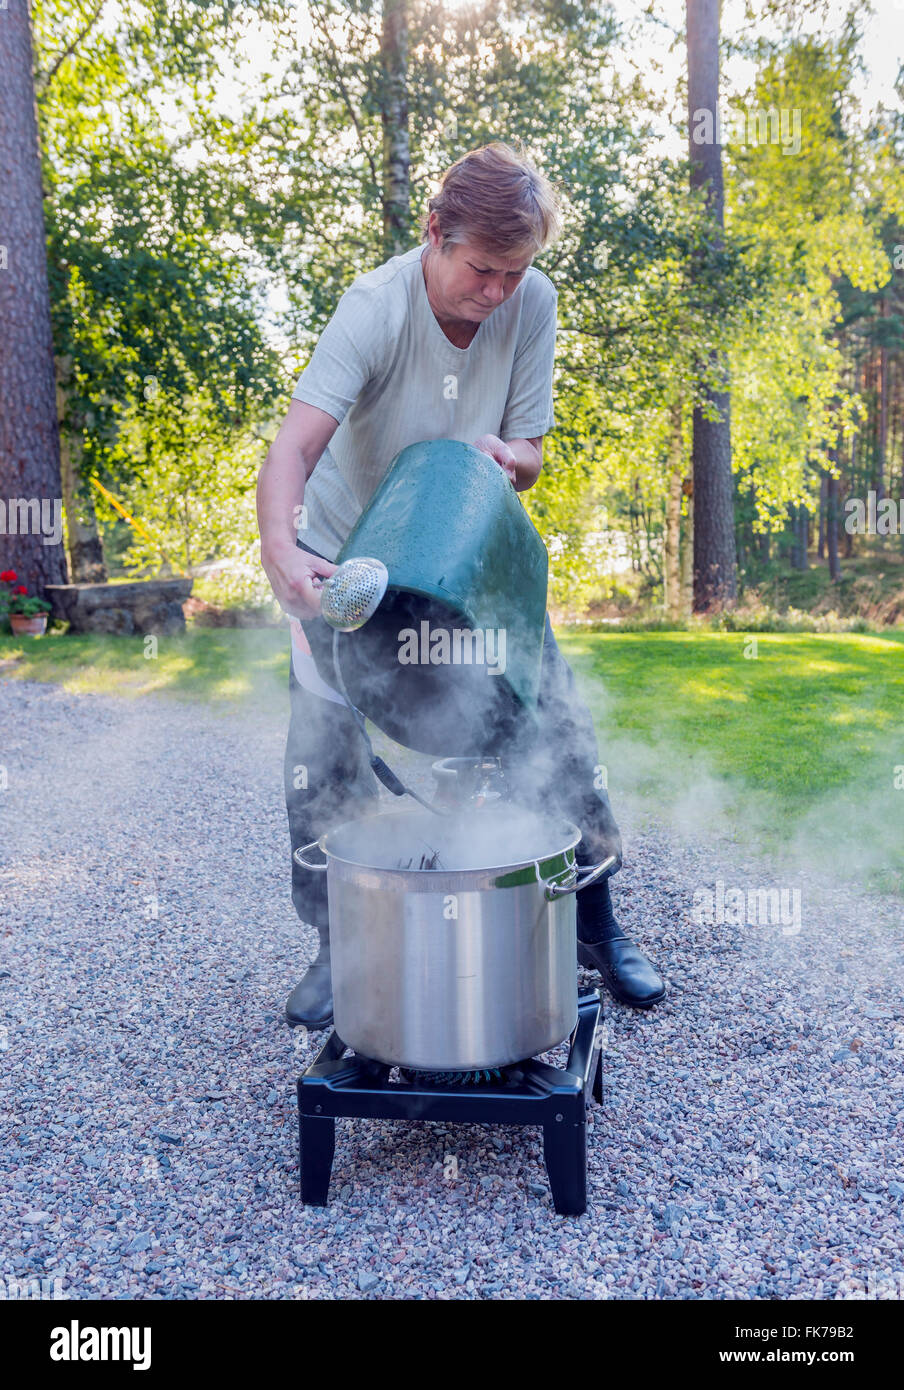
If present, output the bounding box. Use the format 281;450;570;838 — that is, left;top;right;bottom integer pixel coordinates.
294;840;328;872
544;854;618;900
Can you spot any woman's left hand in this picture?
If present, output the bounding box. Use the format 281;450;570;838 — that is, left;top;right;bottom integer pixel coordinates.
472;434;518;484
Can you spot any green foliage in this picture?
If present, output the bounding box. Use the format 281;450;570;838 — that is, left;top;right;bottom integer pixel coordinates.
91;388;274;600
30;0;903;614
726;28;890;529
34;0;283;515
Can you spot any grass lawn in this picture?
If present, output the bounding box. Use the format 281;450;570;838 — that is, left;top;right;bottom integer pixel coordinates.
3;624;903;891
0;626;290;715
559;628;904;894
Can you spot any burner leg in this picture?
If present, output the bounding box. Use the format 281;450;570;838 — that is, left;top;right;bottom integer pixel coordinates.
299;1114;336;1205
591;1045;603;1105
543;1112;587;1216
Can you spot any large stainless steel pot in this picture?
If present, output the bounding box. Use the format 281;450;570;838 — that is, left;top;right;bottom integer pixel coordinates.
295;805;614;1071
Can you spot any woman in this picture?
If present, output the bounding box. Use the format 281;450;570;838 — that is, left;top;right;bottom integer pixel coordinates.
257;140;665;1028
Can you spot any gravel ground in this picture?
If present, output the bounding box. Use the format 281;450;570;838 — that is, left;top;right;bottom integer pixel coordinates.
1;676;903;1301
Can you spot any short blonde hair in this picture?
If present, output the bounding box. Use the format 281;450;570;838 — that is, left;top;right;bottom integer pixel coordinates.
420;140;563;261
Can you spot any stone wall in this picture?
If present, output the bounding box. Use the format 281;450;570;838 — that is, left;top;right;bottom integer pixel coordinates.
45;579;193;635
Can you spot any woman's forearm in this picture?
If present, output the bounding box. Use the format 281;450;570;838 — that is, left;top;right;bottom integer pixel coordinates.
505;437;543;492
256;436;310;558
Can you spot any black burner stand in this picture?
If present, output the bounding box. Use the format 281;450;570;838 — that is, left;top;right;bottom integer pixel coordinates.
297;987;602;1216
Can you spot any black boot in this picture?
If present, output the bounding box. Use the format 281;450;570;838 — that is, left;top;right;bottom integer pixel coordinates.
285;923;333;1028
577;879;665;1010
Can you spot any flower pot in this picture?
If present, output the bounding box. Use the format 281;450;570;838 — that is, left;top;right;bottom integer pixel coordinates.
10;613;48;636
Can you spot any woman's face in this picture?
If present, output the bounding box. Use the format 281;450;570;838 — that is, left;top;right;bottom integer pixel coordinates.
425;216;533;323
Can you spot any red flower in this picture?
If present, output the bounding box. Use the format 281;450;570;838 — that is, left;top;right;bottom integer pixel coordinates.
13;585;27;595
0;570;17;583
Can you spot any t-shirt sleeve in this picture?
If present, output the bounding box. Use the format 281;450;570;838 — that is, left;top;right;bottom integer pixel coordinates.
499;283;557;440
291;286;387;426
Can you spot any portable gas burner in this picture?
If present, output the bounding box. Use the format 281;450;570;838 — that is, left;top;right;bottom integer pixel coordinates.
297;987;603;1216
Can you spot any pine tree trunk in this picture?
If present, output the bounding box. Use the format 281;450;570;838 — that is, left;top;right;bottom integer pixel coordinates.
690;387;736;608
845;431;856;558
790;505;809;570
680;484;694;620
664;401;683;618
826;473;841;582
826;434;842;582
789;507;800;568
877;296;889;502
56;356;107;582
890;366;895;497
380;0;409;258
686;0;736;611
58;433;106;582
0;0;68;591
894;366;902;495
895;378;901;497
818;471;827;560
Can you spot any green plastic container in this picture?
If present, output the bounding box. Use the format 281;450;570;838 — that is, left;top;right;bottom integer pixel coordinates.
333;438;549;756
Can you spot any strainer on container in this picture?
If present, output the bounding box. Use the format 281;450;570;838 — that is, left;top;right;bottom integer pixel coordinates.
315;555;441;817
320;556;388;632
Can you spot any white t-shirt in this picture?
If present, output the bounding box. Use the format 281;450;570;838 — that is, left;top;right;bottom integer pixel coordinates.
291;242;557;560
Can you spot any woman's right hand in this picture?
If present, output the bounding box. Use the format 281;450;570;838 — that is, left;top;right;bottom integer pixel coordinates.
261;541;337;620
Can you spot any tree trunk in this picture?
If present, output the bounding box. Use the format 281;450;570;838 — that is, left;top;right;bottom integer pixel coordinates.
759;529;770;564
894;361;903;495
802;507;810;567
686;0;736;611
664;401;683;618
680;482;694;620
826;473;841;582
877;295;889;502
790;504;809;570
0;0;68;591
56;355;107;582
817;471;827;560
826;434;842;583
895;372;901;497
890;361;895;497
844;430;856;558
380;0;410;258
59;430;107;582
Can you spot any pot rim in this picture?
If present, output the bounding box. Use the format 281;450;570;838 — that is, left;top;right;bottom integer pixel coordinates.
314;806;583;891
